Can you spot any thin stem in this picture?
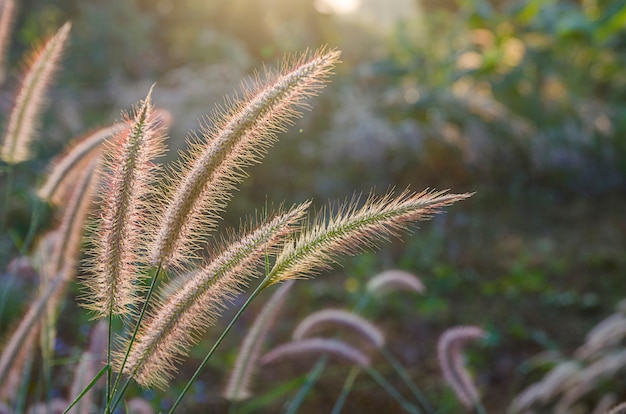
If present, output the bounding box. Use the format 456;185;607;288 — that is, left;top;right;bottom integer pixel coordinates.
330;366;360;414
282;355;328;414
0;165;13;265
228;247;273;414
0;272;17;321
381;347;434;414
19;197;44;256
105;310;113;414
365;366;422;414
16;349;35;414
168;277;271;414
41;320;53;414
108;263;163;412
62;365;110;414
474;399;488;414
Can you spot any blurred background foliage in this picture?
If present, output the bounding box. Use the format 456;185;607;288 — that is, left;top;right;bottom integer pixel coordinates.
8;0;626;201
2;0;626;411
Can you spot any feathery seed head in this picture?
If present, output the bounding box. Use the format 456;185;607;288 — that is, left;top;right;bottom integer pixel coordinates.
0;0;16;84
437;325;486;409
268;189;473;285
292;309;385;349
366;269;425;296
37;122;126;204
47;157;100;281
120;203;309;388
150;48;340;270
82;88;168;319
261;338;371;368
0;22;70;164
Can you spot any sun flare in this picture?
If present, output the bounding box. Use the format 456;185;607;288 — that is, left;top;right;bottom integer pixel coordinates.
314;0;361;15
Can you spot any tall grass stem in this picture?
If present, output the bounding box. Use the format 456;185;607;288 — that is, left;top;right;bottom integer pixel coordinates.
330;366;360;414
168;277;271;413
109;263;163;412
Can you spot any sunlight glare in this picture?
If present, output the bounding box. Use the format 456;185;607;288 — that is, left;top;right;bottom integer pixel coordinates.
314;0;361;15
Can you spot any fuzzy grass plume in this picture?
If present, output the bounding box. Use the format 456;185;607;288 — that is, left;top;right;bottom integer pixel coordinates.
366;270;425;296
150;47;340;270
121;204;309;389
268;189;473;285
292;309;385;349
37;123;125;204
261;338;371;368
437;325;486;411
83;88;167;319
0;22;70;164
0;0;15;84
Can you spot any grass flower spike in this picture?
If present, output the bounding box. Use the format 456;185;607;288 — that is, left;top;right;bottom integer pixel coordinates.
0;22;70;164
37;122;126;204
292;309;385;349
122;203;309;389
83;87;167;318
150;48;340;270
366;270;425;296
0;0;16;83
268;189;472;285
261;338;371;368
437;325;486;410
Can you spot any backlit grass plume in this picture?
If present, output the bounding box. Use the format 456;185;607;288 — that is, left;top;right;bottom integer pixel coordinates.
0;22;70;164
83;87;167;319
121;204;309;389
437;325;486;411
59;46;474;408
292;309;385;349
37;122;125;204
0;0;16;84
268;189;473;285
150;48;340;270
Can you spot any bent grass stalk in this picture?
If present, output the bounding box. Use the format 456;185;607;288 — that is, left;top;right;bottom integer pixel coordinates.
287;271;433;414
37;122;125;204
437;326;486;413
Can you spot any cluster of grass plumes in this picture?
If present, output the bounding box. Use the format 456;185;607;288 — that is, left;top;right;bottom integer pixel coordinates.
0;8;474;412
509;299;626;414
224;270;486;414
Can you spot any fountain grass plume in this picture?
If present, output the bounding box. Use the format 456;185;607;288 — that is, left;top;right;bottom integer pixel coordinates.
0;0;16;84
150;47;340;270
292;309;385;349
121;203;309;389
0;22;70;164
437;325;486;411
82;87;168;319
261;337;371;368
268;189;473;285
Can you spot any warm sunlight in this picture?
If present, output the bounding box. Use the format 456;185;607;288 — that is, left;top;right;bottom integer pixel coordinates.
314;0;361;15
